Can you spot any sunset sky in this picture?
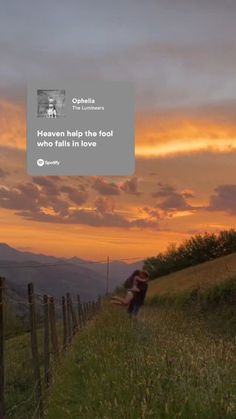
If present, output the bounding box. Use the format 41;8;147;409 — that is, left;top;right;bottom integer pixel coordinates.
0;0;236;260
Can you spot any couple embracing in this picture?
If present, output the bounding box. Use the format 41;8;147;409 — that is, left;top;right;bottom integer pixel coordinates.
112;270;149;317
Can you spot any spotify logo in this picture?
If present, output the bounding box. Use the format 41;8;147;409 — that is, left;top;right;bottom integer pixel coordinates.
37;159;45;167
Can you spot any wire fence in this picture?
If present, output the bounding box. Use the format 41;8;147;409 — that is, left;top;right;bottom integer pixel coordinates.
0;277;101;419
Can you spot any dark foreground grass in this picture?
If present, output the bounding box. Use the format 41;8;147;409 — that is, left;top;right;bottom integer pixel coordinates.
45;305;236;419
148;277;236;337
5;322;64;418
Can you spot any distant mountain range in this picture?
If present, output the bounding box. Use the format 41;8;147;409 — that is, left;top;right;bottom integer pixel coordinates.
0;243;143;305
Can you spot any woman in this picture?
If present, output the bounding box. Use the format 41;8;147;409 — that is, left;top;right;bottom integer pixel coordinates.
111;270;149;309
127;271;149;318
111;270;141;306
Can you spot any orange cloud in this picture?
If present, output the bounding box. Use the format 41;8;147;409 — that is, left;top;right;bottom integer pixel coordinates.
1;100;236;158
0;100;26;149
0;208;189;259
136;112;236;157
1;99;236;259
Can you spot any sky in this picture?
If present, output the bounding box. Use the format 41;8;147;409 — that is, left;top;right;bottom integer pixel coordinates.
0;0;236;260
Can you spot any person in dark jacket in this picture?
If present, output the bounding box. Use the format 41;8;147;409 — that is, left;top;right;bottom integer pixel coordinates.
128;271;149;317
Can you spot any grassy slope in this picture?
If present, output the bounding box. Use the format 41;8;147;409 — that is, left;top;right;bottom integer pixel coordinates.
44;256;236;418
5;323;64;419
45;305;236;419
147;252;236;297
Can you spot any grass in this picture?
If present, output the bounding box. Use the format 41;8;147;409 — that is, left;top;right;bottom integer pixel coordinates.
6;253;236;418
45;304;236;419
5;331;35;418
147;252;236;297
5;321;64;418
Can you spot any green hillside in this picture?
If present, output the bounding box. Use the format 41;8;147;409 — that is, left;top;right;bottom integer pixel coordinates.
147;252;236;298
12;253;236;419
45;304;236;419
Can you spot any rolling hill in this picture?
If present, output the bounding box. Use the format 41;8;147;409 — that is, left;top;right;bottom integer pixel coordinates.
0;243;143;304
147;252;236;298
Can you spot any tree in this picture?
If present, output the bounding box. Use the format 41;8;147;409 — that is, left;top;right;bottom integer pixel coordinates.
143;229;236;280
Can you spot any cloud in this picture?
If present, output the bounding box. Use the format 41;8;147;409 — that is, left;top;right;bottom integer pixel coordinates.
208;184;236;215
0;183;39;211
0;101;25;150
32;177;60;196
130;218;159;230
92;178;121;195
0;178;69;217
92;177;141;197
136;103;236;158
120;177;141;195
94;197;115;214
60;185;88;205
2;0;236;115
19;204;159;230
0;176;159;230
70;209;130;228
69;201;158;230
142;206;161;219
0;168;8;178
153;183;194;214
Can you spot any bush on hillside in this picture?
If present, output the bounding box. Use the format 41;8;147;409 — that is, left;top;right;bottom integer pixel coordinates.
144;229;236;279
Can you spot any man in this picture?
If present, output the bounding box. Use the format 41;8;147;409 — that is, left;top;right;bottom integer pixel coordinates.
127;271;149;318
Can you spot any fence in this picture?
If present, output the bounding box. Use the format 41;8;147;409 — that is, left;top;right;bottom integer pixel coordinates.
0;277;101;419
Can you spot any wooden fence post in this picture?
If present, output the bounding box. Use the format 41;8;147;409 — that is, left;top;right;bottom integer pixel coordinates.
92;301;95;317
77;295;83;329
85;302;90;322
86;302;90;320
82;302;87;323
80;301;85;327
0;278;5;419
28;283;43;418
69;297;78;336
62;296;68;351
49;297;59;359
89;301;93;318
86;302;91;320
98;296;101;309
66;293;72;344
43;295;50;387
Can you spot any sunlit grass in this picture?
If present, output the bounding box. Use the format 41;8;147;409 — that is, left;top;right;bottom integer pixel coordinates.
45;305;236;419
148;252;236;297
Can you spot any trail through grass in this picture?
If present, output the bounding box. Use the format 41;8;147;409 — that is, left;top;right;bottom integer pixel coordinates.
45;305;236;419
